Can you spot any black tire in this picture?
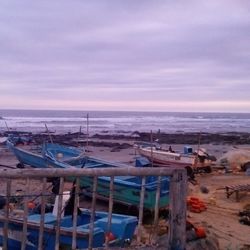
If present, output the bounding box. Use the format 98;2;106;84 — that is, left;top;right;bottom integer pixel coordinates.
185;166;194;179
16;163;24;169
204;166;212;173
241;162;250;172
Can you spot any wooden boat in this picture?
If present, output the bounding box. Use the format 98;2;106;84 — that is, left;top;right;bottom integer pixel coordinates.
78;171;169;210
7;141;170;210
7;140;83;168
47;155;170;210
135;142;216;173
0;208;137;249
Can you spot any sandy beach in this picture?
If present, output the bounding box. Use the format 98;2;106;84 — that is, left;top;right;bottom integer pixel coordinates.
0;132;250;249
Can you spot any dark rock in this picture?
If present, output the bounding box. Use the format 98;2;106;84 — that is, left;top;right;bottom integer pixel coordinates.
200;186;209;194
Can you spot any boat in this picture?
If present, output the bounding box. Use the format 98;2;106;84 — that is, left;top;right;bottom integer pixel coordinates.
0;137;8;144
7;141;170;210
53;155;170;210
7;140;83;168
135;142;216;173
0;194;137;249
77;170;169;210
0;211;137;249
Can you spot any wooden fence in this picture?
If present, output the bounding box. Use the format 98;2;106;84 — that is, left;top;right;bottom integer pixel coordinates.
0;167;187;250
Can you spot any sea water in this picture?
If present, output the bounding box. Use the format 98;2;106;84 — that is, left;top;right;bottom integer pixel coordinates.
0;109;250;135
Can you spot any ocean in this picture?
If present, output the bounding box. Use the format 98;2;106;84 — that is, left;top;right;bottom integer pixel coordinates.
0;109;250;135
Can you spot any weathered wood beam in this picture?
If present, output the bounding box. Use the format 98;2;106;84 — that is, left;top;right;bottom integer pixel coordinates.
168;169;187;250
0;167;176;178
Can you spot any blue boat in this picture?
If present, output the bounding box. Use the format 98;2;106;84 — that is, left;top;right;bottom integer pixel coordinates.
0;209;137;250
7;140;83;168
7;141;170;210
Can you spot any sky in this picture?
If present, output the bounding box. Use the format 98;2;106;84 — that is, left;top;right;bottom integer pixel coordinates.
0;0;250;112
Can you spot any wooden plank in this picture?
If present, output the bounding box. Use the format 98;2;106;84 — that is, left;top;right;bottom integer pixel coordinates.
152;175;161;243
89;176;97;250
168;169;187;250
38;178;47;250
137;176;146;243
21;177;30;250
3;179;11;250
55;177;64;250
72;178;80;250
105;176;114;248
0;167;176;179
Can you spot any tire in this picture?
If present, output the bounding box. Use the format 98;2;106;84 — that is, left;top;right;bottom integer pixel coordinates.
204;166;212;173
16;163;24;169
241;162;250;172
185;166;194;179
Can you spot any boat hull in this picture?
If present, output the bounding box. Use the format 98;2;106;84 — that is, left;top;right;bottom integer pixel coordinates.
138;147;194;166
7;141;82;169
138;147;212;168
77;175;169;210
0;210;137;249
7;141;170;210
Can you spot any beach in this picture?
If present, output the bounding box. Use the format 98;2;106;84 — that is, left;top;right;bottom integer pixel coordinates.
0;131;250;249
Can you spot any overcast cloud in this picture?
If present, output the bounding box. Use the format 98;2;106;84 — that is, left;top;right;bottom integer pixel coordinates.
0;0;250;112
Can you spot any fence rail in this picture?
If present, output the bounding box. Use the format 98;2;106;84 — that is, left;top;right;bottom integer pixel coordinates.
0;167;187;250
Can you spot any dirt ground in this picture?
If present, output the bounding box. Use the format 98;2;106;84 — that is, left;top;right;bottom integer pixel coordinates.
0;141;250;250
188;173;250;250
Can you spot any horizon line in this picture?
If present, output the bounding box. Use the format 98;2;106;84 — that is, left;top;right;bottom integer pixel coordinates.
0;108;250;115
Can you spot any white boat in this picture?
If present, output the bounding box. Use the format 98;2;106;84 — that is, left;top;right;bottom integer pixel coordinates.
135;143;216;173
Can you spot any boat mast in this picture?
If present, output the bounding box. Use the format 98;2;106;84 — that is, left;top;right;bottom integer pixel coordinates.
197;131;201;153
194;131;201;167
78;125;82;147
150;130;154;167
86;113;89;152
5;121;10;132
45;124;53;143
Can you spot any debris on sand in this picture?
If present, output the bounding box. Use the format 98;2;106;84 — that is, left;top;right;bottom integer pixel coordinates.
217;149;250;171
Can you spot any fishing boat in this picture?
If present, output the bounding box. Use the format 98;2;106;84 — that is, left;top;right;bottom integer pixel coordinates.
7;140;83;168
134;142;216;173
78;171;169;210
0;198;137;249
7;141;170;210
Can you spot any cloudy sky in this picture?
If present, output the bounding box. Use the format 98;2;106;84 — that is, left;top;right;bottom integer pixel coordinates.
0;0;250;112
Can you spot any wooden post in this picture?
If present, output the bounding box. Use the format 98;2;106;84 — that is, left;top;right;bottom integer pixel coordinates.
55;177;64;250
89;176;97;249
3;179;11;250
152;175;161;243
105;176;114;248
168;169;187;250
137;176;146;243
72;178;80;250
21;178;30;250
38;178;47;250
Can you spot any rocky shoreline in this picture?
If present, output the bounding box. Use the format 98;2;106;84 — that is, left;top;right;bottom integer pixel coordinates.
26;131;250;147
